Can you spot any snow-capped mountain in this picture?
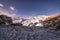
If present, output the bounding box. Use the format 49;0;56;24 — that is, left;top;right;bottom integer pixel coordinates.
0;9;60;27
21;14;60;27
11;14;60;27
21;15;50;26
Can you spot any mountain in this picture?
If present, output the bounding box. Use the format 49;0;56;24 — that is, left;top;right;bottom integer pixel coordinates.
21;14;60;30
21;15;50;26
0;10;60;29
0;10;23;26
0;15;12;25
43;14;60;30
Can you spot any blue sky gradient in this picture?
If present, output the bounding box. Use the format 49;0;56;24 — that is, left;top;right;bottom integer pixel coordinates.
0;0;60;17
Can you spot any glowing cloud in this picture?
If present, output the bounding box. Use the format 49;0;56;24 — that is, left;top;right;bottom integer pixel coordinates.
0;3;4;7
10;6;15;11
0;10;16;18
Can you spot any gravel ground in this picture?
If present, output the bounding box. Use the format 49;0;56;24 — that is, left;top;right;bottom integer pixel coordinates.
0;25;60;40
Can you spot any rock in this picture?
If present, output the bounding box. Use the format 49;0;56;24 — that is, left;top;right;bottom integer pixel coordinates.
0;15;12;25
11;23;22;26
44;17;52;22
52;14;60;20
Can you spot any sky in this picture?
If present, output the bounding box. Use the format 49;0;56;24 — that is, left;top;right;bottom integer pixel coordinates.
0;0;60;18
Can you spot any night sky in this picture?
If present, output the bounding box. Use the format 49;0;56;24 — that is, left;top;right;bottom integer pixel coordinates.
0;0;60;17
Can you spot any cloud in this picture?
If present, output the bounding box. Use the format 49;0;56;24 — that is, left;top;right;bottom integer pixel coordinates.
10;6;15;11
0;3;4;7
0;10;16;18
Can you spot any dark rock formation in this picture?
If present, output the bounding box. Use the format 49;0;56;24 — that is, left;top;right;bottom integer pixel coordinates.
43;15;60;30
0;15;12;25
11;23;22;26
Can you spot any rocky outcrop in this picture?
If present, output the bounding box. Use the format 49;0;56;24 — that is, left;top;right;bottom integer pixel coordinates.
0;15;12;25
0;15;23;26
43;14;60;30
11;23;22;26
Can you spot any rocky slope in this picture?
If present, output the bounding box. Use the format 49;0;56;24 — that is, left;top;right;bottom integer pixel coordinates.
0;15;12;25
0;25;60;40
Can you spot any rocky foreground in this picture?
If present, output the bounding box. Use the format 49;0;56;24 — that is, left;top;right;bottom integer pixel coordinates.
0;14;60;40
0;25;60;40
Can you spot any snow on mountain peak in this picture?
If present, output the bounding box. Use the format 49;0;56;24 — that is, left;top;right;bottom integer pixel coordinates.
21;15;51;26
0;9;60;27
21;14;60;26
